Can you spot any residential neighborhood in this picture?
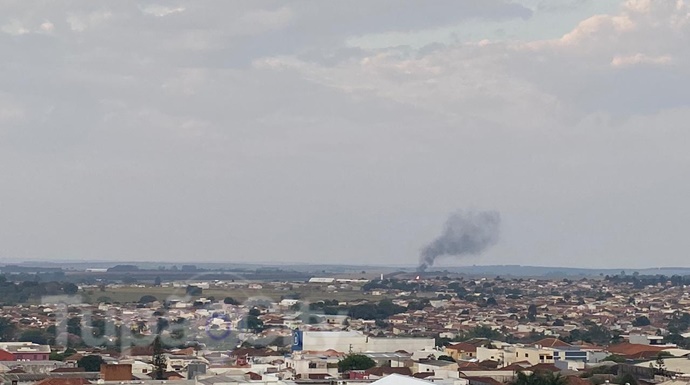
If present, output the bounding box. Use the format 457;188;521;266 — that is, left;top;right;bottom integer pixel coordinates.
2;270;690;384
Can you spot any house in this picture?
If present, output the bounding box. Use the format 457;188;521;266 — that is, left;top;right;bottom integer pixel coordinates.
445;342;477;361
510;345;556;366
0;343;51;361
365;366;413;379
100;364;133;381
415;359;458;374
370;373;435;384
606;343;668;360
285;350;342;379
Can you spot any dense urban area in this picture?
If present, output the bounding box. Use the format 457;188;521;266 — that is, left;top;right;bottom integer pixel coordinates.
2;264;690;385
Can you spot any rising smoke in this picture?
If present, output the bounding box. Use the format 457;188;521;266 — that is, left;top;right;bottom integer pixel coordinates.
418;210;501;272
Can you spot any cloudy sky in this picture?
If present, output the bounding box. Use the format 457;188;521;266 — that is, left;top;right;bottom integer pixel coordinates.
1;0;689;268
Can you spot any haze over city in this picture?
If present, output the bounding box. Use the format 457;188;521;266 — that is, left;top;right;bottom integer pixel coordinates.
2;0;690;268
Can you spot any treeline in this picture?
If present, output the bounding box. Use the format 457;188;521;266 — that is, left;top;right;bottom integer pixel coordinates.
362;279;435;292
362;278;525;302
562;322;621;345
309;298;413;320
605;274;690;288
108;264;200;272
0;275;79;305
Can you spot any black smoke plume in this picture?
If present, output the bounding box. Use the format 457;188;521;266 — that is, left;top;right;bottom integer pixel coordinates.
418;210;501;272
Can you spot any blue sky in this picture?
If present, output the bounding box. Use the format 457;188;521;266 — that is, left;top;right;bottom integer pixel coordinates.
347;0;622;48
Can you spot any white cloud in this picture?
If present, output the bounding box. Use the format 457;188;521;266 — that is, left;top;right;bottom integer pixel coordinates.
1;0;690;267
611;53;673;67
271;0;690;118
558;14;635;45
140;5;185;17
1;19;30;35
39;21;54;33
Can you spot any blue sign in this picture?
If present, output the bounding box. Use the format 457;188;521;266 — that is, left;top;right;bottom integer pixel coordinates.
291;329;303;351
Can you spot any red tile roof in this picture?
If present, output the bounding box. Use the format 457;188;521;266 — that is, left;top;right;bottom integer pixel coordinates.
607;343;666;359
34;378;92;385
503;361;532;371
447;342;478;352
366;366;413;377
457;361;482;369
462;376;504;385
534;338;572;348
528;363;562;373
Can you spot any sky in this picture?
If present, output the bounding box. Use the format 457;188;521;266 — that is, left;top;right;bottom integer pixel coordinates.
1;0;689;269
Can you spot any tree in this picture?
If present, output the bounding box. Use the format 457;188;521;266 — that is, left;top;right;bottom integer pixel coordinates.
527;304;538;322
50;348;77;362
654;352;668;377
664;333;690;348
139;295;158;304
66;316;82;336
512;371;567;385
243;315;264;333
618;373;638;385
88;318;107;338
156;317;170;334
185;285;202;296
347;299;406;321
78;355;105;372
63;283;79;295
152;335;167;380
223;297;239;305
436;336;452;347
633;316;651;327
565;324;612;345
19;329;49;345
154;276;162;287
602;354;626;363
668;312;690;334
0;317;17;341
337;354;376;372
438;355;456;362
461;325;502;340
249;308;261;317
407;299;431;311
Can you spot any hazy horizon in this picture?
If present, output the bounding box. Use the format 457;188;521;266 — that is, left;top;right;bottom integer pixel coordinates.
2;1;690;269
2;257;689;273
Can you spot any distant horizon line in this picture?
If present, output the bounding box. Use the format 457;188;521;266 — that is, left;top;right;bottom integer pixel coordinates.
1;258;689;272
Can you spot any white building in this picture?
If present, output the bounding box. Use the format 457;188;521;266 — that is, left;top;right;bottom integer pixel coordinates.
298;331;434;353
308;278;335;284
285;351;341;380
